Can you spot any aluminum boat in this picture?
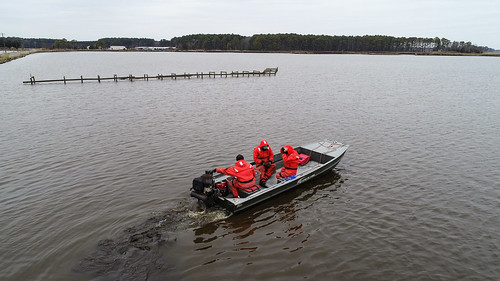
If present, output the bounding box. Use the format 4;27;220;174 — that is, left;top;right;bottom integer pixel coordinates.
190;139;349;213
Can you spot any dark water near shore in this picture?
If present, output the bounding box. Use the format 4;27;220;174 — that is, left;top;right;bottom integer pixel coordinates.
1;52;499;280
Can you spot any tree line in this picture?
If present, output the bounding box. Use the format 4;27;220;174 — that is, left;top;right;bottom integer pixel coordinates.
94;38;160;49
170;34;246;50
173;34;490;53
2;37;95;49
1;37;170;49
1;34;491;53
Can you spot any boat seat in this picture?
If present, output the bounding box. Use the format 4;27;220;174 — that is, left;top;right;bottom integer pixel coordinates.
238;184;261;198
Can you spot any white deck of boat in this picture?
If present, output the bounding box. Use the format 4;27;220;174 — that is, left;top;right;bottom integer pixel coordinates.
301;140;349;158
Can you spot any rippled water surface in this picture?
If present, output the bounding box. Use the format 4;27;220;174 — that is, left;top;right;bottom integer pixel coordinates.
1;52;499;280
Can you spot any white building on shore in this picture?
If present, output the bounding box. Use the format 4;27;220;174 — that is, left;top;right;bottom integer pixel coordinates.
109;46;126;50
135;46;176;51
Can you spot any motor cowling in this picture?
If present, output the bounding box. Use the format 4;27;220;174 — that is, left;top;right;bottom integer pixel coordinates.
191;172;218;208
192;173;215;194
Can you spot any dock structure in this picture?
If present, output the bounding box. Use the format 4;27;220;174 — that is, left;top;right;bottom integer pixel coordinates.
23;67;278;85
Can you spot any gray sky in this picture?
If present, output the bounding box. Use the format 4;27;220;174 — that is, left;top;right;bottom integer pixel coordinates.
2;0;499;49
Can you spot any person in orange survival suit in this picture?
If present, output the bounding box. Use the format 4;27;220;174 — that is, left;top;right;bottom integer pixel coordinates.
213;154;256;198
253;140;276;186
276;145;300;179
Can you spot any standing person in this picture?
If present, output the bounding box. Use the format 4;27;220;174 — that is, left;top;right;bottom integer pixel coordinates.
277;145;300;179
253;140;276;186
214;154;256;198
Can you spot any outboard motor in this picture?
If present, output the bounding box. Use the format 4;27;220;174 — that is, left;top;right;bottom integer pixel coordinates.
190;171;217;207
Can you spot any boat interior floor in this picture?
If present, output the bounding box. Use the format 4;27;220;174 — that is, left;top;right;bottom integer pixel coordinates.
264;160;322;187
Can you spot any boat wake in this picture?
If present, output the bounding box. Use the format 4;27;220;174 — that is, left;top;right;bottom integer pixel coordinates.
75;202;229;280
187;209;231;226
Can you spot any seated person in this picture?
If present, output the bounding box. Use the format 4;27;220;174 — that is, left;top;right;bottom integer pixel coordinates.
253;140;276;186
277;145;299;179
214;154;256;198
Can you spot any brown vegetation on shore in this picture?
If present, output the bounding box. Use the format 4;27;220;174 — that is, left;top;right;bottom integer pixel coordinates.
0;49;41;64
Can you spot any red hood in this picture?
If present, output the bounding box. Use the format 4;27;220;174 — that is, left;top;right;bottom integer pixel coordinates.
259;140;269;148
284;145;296;154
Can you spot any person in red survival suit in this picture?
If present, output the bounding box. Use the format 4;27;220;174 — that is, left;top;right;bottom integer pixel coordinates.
214;154;256;198
253;140;276;186
276;145;300;179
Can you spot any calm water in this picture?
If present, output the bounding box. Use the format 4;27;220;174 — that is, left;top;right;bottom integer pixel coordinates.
1;52;499;281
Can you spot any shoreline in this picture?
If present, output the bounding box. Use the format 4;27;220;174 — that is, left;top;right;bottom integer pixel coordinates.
0;49;40;64
2;49;499;64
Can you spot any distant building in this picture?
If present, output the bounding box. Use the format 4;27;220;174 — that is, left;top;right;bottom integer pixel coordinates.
152;47;171;50
135;46;176;51
109;46;126;50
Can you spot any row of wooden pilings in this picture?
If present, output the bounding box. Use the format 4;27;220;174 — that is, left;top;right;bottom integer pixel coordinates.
23;68;278;84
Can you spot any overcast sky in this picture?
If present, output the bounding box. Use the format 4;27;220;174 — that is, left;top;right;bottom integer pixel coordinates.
2;0;499;49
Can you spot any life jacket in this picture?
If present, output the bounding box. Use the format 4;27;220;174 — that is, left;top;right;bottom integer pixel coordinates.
217;160;256;184
282;145;299;171
253;140;274;166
